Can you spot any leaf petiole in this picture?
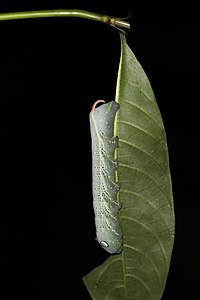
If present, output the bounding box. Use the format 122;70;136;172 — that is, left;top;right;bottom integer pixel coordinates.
0;9;130;30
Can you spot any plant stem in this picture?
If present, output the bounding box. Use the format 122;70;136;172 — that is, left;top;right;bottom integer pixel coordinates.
0;9;130;30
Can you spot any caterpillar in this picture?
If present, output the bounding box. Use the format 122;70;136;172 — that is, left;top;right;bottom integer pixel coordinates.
89;100;122;254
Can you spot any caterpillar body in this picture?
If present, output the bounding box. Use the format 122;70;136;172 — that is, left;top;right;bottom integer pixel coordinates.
89;100;122;254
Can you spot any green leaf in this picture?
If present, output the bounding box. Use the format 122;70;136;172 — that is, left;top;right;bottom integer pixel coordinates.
83;33;175;300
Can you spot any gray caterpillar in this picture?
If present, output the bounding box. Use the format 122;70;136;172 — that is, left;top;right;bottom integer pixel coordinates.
89;100;122;254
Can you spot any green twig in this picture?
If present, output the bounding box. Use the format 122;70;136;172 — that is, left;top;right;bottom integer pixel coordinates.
0;9;130;30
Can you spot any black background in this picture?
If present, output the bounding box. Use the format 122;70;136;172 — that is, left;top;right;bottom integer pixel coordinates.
0;1;199;299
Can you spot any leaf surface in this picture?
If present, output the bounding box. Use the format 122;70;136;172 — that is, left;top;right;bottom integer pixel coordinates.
83;34;175;300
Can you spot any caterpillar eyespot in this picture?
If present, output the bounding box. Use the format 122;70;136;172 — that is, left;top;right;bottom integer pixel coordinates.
89;100;122;254
100;240;109;248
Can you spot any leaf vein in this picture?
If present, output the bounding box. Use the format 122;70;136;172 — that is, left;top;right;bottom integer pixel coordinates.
120;98;164;135
119;163;171;207
121;215;168;269
118;120;160;144
120;77;157;109
106;284;125;300
120;189;174;237
125;273;153;300
123;244;162;290
119;139;166;175
94;257;121;297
